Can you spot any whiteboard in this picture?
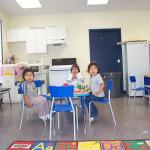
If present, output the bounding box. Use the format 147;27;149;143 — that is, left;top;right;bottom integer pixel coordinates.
126;42;150;96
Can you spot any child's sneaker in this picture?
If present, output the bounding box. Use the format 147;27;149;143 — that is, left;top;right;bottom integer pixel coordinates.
90;117;95;122
46;114;50;119
39;115;47;121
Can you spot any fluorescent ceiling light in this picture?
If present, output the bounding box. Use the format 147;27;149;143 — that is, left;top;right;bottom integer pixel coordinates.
16;0;42;8
87;0;108;5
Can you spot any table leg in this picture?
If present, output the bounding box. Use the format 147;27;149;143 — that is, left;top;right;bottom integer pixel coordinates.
81;97;85;114
81;96;87;135
8;91;12;105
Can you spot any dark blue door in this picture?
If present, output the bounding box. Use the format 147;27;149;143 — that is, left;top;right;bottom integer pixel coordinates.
89;28;123;92
89;28;122;72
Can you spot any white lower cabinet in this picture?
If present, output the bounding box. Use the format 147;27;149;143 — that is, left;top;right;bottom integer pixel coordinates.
1;77;21;103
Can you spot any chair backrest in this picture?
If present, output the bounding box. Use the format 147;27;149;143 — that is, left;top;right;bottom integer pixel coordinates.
130;76;136;83
107;79;112;101
17;80;44;93
18;81;44;105
129;76;136;89
49;86;74;98
107;79;112;90
18;83;24;94
34;80;45;88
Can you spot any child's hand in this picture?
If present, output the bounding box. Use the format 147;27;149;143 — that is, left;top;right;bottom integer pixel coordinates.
92;91;99;96
27;103;32;108
72;75;77;79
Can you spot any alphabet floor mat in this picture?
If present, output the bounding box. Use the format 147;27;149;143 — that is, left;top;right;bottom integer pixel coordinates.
7;140;150;150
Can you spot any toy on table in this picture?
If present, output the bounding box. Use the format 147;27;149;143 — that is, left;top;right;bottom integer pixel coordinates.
62;82;91;93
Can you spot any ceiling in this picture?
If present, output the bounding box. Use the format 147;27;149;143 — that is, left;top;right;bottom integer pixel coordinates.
0;0;150;16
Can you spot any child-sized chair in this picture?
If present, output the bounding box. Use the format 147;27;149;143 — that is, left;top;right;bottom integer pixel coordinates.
129;76;149;103
88;79;116;126
49;86;78;140
19;80;47;130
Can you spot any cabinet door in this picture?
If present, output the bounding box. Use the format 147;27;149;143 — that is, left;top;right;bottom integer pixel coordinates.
46;26;66;44
46;27;56;43
36;28;47;53
17;28;27;42
7;29;17;42
26;27;47;54
55;26;66;40
7;28;27;42
26;28;36;53
1;76;21;103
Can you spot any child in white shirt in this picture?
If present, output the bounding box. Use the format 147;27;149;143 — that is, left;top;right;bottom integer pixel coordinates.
67;64;84;86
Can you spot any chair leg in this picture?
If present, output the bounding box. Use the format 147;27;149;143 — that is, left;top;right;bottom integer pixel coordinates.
57;112;60;130
84;114;87;135
134;90;136;103
8;91;12;105
49;112;52;140
143;90;145;100
73;111;76;140
109;103;116;126
44;108;46;127
128;90;131;104
19;105;24;130
53;115;56;135
88;102;92;125
27;109;29;120
75;106;79;130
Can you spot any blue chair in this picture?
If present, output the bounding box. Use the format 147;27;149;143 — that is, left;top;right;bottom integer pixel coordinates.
19;80;47;130
49;86;78;140
129;76;149;102
88;79;116;126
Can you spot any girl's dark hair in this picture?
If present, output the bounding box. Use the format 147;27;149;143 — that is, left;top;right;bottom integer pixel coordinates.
87;62;100;73
22;68;34;80
71;64;80;72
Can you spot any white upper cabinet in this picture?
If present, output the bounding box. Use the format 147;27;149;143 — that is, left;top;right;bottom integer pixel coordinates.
7;28;27;42
26;27;47;54
46;26;66;44
7;26;66;53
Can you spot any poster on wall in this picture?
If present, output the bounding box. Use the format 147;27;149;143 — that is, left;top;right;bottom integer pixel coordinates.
2;66;14;76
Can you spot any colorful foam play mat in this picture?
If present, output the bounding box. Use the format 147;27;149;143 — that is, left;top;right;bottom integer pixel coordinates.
7;140;150;150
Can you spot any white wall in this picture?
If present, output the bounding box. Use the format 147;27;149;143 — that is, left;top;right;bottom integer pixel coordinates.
0;20;2;64
0;10;8;63
6;10;150;82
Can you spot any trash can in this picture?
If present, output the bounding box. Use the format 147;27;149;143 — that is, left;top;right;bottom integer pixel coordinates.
101;72;121;98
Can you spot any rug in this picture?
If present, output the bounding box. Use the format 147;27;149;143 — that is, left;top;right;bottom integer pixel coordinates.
7;140;150;150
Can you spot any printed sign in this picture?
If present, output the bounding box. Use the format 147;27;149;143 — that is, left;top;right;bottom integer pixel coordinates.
54;142;78;150
101;141;125;150
2;66;14;76
31;141;56;150
123;140;150;150
8;141;34;150
78;141;101;150
145;140;150;147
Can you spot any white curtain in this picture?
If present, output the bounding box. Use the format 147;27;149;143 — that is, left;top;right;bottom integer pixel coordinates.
0;20;2;65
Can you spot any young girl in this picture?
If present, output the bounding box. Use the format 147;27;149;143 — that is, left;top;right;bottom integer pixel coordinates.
67;64;84;86
22;68;49;121
85;62;105;122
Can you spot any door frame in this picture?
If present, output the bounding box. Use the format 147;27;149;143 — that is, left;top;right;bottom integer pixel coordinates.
0;19;3;65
